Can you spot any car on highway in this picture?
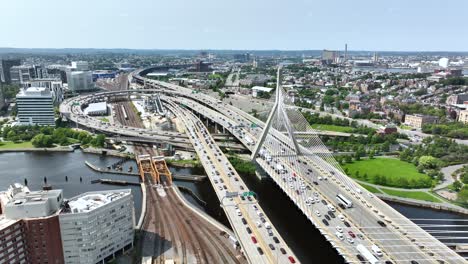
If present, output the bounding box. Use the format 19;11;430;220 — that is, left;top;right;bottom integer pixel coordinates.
324;215;331;221
377;220;387;227
335;232;344;240
257;247;263;255
280;248;287;255
336;226;343;233
322;219;329;226
346;237;354;244
251;236;257;244
348;231;356;238
288;256;296;263
273;236;279;244
268;244;275;250
315;210;321;217
246;227;252;234
343;221;350;227
241;218;247;225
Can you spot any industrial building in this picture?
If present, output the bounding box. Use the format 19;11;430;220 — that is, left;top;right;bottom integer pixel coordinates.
84;101;108;116
59;190;134;264
251;86;273;98
16;87;55;126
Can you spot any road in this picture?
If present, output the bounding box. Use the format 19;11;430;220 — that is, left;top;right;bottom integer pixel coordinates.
165;100;299;264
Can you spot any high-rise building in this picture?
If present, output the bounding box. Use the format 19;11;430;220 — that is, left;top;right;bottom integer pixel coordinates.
59;190;134;264
67;71;94;92
4;189;65;264
10;65;36;84
0;59;21;84
0;185;134;264
16;87;55;126
0;82;5;110
0;217;28;263
71;61;89;71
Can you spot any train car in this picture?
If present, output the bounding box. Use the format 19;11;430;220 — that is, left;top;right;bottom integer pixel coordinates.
121;105;128;120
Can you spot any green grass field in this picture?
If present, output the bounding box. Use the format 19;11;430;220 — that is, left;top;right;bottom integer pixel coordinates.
0;141;34;149
311;124;353;133
358;183;382;193
343;158;432;188
380;188;442;203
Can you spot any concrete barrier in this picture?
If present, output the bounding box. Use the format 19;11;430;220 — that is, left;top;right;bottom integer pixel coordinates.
377;193;468;215
135;182;147;230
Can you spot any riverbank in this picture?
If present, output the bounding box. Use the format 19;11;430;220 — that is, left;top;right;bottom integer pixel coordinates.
0;146;74;153
377;193;468;215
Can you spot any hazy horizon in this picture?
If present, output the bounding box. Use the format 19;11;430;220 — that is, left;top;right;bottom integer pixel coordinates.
1;0;468;51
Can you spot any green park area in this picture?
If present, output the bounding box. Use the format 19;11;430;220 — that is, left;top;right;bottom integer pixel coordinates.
0;141;34;149
311;124;354;133
380;188;442;203
357;182;382;194
343;157;433;188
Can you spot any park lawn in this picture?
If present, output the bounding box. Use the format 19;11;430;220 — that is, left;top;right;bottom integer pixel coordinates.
99;117;110;123
343;158;432;188
358;183;382;194
380;188;442;203
311;124;354;133
0;141;34;149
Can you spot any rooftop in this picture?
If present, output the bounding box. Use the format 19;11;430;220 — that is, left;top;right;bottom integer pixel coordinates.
64;189;131;214
16;87;52;97
85;101;107;114
0;216;18;231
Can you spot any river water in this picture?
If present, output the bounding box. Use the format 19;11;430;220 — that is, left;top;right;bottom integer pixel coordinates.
0;151;465;263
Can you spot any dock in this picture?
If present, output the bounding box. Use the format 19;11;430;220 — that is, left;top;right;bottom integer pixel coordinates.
91;178;140;186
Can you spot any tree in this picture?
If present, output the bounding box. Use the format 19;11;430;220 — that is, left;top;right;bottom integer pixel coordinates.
31;134;53;148
453;180;462;192
369;150;375;159
418;156;442;170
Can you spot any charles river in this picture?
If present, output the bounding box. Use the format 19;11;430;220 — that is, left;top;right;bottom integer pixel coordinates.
0;151;466;263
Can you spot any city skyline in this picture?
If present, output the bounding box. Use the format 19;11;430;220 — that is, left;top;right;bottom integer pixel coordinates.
1;0;468;51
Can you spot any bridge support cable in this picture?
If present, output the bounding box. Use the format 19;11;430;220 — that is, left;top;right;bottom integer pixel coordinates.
251;67;361;193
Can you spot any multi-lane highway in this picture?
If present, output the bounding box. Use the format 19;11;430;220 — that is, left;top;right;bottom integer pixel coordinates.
166;100;299;264
59;69;467;263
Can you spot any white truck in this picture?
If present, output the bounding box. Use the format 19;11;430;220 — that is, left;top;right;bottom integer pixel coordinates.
356;244;380;264
276;164;286;174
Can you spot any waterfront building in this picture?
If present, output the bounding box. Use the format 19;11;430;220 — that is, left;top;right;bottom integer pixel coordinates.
0;217;28;263
16;87;55;126
404;114;439;129
59;190;134;264
4;189;65;264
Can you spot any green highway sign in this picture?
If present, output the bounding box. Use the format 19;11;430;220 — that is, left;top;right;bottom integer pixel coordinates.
242;191;255;197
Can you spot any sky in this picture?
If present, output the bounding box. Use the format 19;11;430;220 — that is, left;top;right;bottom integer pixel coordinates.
1;0;467;51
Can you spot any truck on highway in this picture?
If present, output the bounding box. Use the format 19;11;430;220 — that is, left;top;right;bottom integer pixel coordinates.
276;164;286;174
356;244;380;264
244;135;254;146
336;193;353;208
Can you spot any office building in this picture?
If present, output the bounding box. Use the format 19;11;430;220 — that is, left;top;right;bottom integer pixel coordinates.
0;59;21;84
404;114;439;129
67;71;94;92
233;53;250;63
4;189;65;264
23;79;64;104
59;190;134;264
71;61;89;71
16;87;55;126
0;82;5;110
10;65;36;84
0;217;28;264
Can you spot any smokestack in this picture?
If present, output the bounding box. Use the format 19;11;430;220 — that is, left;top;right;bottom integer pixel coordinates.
344;44;348;62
